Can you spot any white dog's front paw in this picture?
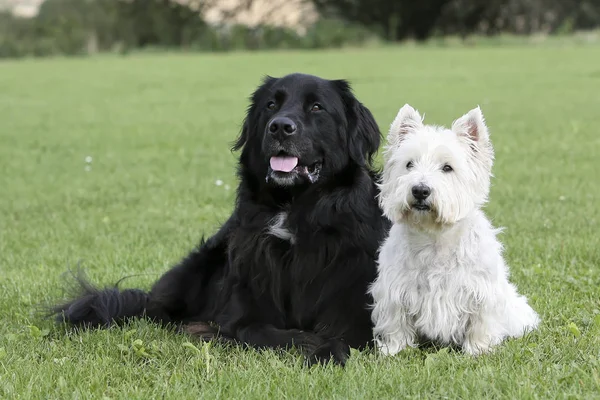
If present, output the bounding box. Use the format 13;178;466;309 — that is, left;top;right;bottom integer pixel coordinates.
376;338;404;356
463;333;503;356
462;339;493;356
375;334;415;356
463;319;505;356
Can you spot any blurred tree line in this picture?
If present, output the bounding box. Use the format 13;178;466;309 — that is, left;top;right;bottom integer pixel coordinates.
314;0;600;40
0;0;376;57
1;0;599;58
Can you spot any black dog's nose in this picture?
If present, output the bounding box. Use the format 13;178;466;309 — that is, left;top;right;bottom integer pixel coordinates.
412;184;431;200
268;117;297;138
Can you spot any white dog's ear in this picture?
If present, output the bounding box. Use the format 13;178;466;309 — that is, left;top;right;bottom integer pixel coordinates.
451;106;489;144
388;104;423;144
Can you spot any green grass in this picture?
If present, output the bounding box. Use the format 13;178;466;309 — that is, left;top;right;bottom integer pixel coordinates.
1;46;600;399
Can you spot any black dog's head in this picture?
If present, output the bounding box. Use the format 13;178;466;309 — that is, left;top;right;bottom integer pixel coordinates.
233;73;381;188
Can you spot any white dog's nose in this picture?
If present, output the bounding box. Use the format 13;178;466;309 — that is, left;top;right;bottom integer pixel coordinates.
412;184;431;200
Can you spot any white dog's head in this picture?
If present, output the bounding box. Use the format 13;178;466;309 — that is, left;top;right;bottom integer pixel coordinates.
379;104;494;229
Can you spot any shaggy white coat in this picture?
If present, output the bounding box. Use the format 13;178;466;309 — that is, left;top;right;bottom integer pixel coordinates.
370;104;540;356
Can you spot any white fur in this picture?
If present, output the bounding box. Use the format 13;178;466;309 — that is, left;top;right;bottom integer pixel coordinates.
268;212;296;243
370;104;539;356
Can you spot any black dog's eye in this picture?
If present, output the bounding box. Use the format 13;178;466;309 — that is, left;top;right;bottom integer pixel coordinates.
442;164;453;172
406;161;414;169
266;101;276;110
311;103;323;112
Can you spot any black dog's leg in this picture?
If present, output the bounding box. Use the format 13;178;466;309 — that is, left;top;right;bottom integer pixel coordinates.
207;283;350;366
53;215;238;328
237;324;350;366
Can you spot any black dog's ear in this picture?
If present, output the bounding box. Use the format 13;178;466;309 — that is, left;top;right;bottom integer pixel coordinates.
231;118;249;152
231;75;278;152
333;80;381;166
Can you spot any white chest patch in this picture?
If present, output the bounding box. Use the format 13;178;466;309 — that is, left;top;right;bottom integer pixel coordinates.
268;212;296;244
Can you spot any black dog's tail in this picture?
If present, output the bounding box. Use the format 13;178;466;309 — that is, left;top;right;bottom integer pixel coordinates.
52;217;235;329
52;270;154;328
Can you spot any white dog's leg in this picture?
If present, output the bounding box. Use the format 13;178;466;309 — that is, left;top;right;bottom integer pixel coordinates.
462;313;503;356
503;283;541;338
463;279;540;356
372;303;417;356
375;324;417;356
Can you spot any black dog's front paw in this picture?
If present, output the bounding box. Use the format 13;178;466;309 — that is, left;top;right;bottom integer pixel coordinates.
306;338;351;367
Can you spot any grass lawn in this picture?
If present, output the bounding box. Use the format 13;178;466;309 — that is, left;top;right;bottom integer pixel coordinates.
1;45;599;399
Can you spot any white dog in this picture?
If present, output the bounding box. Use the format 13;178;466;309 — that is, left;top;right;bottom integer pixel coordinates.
369;104;540;356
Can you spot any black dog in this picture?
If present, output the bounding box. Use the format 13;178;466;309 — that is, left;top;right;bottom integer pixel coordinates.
53;73;391;365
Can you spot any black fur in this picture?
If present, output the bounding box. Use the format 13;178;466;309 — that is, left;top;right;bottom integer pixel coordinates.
52;73;391;366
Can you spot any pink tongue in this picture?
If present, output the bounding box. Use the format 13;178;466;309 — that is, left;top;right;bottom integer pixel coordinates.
270;156;298;172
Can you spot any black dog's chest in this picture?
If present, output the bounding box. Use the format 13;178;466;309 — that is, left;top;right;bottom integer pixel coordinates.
266;211;297;244
228;214;335;327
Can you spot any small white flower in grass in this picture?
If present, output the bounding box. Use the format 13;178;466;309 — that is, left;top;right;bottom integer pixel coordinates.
559;196;566;201
85;156;93;163
215;179;223;186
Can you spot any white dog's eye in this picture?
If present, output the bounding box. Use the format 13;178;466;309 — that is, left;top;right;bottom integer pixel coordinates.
406;161;414;169
442;164;453;172
311;103;323;112
266;101;276;110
